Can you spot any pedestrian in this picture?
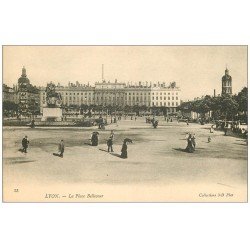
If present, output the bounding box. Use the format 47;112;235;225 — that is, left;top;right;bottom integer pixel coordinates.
224;125;228;136
153;120;158;128
107;137;113;152
30;119;35;128
58;140;65;157
110;130;115;140
208;136;211;143
135;116;137;121
22;135;29;153
91;132;99;146
210;124;214;133
191;134;196;149
185;134;194;153
121;141;128;159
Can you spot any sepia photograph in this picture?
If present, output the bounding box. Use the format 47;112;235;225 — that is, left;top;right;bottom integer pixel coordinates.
2;45;248;202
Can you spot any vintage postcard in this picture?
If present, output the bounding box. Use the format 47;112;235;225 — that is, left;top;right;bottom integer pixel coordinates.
2;45;248;202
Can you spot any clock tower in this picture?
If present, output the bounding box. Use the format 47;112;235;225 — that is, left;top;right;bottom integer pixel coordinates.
221;67;232;95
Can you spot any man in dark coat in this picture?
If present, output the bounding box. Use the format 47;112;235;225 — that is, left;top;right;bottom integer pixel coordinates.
107;137;113;152
22;135;29;153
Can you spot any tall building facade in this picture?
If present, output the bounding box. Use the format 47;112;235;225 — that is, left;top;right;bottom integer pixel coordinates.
222;68;232;95
40;80;181;113
3;84;18;104
14;67;40;115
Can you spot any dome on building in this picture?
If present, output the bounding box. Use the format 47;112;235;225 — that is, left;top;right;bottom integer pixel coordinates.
18;66;30;84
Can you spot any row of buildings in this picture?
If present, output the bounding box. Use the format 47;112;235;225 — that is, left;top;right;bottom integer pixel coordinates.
4;67;182;115
3;66;233;116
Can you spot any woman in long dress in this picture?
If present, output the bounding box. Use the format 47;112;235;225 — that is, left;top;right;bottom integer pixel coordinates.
121;141;128;158
91;132;99;146
185;134;194;153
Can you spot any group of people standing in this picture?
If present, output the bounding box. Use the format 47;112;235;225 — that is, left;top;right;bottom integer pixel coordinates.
90;130;131;158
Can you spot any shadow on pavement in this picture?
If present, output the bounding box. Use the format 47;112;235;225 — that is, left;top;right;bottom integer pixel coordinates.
99;149;121;158
53;153;63;158
110;152;121;158
173;148;188;153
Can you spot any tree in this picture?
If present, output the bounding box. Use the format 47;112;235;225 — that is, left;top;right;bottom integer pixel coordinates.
3;101;18;117
218;94;239;120
236;87;247;113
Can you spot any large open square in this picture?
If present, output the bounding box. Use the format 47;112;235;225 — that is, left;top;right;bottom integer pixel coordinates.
3;117;247;202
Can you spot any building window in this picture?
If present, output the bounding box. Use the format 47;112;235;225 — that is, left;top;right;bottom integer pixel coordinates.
176;102;178;106
168;97;170;100
172;97;174;100
168;102;170;106
172;102;174;106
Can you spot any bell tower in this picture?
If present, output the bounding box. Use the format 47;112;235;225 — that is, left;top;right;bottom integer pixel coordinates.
221;67;232;95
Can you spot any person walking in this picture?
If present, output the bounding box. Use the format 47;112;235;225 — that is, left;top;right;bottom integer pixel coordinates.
107;137;113;152
22;135;29;153
58;140;65;157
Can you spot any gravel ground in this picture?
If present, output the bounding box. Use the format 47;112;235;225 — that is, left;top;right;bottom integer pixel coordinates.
3;117;248;202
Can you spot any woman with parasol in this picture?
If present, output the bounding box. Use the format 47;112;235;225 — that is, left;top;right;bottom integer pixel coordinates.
121;138;133;159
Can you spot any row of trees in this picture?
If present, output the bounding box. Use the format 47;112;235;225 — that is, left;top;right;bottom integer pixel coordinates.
178;87;247;121
3;99;40;118
63;104;151;115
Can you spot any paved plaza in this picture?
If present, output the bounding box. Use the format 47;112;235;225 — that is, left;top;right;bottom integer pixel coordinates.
3;117;248;202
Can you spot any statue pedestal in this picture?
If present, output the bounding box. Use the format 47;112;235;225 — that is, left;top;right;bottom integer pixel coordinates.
41;107;62;121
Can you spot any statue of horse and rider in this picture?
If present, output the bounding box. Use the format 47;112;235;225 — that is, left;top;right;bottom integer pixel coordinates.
45;82;62;107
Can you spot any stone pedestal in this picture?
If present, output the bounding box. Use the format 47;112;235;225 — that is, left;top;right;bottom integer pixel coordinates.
41;107;62;121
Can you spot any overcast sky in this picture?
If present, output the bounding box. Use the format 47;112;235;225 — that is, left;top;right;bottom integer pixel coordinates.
3;46;247;101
